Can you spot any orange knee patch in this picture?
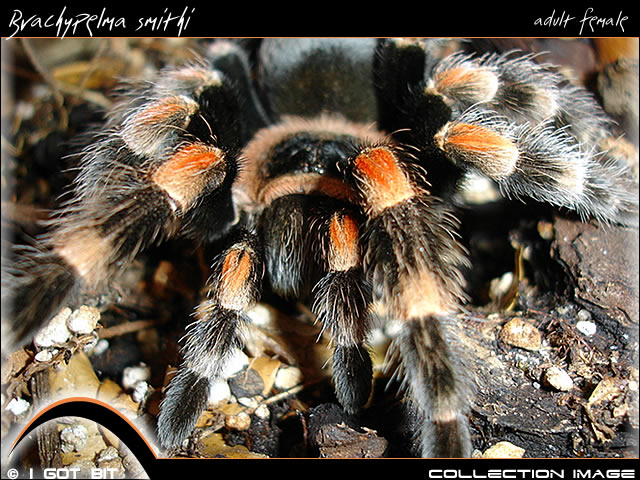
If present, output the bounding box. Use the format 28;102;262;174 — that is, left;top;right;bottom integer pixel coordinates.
353;147;415;215
328;213;360;271
435;122;518;178
134;96;197;128
171;66;223;91
122;95;199;157
218;248;254;311
152;143;225;211
432;66;499;104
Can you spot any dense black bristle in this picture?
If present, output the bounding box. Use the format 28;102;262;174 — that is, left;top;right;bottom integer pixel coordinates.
260;194;314;297
3;247;81;347
312;269;370;346
332;344;374;414
157;369;210;448
387;316;472;458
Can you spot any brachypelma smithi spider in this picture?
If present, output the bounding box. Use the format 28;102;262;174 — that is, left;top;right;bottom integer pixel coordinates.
3;38;638;458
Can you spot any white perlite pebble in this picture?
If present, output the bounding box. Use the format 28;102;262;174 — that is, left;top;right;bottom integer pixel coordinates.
254;403;270;419
275;366;303;390
89;338;110;356
225;411;251;431
96;446;125;478
576;320;597;337
482;441;525;458
544;366;574;391
67;305;101;334
577;309;592;321
246;303;275;327
60;423;89;453
489;272;514;300
237;396;259;409
208;378;232;407
6;397;30;416
131;381;151;403
122;364;151;391
34;307;72;348
35;349;57;363
97;446;120;462
459;172;502;204
221;349;250;378
499;318;542;351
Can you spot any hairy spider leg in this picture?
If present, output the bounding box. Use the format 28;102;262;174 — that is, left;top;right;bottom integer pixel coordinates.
5;65;242;346
378;38;638;226
312;209;373;413
348;144;472;457
157;230;263;448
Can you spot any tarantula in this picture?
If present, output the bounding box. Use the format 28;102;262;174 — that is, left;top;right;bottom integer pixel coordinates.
4;38;638;458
